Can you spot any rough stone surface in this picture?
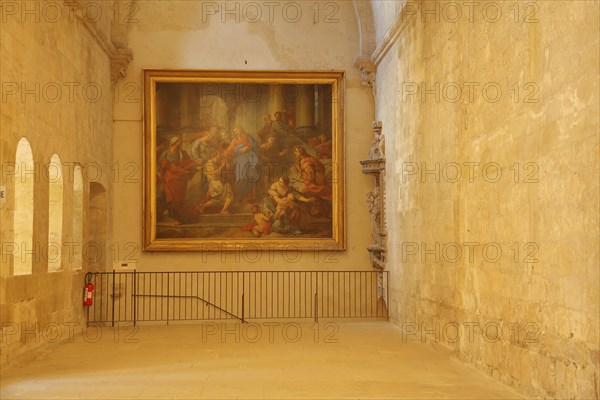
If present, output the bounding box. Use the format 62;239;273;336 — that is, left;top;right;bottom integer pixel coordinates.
0;2;115;363
374;1;599;398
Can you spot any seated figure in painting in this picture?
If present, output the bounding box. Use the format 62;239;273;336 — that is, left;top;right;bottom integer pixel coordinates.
293;145;333;219
194;152;233;214
261;177;316;235
294;146;331;199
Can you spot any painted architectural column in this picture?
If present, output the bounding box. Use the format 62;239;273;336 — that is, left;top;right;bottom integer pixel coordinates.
295;84;315;129
267;84;285;115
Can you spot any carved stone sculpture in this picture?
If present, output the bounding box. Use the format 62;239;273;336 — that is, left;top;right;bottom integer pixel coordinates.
369;121;385;160
360;121;386;271
353;56;377;96
367;188;382;245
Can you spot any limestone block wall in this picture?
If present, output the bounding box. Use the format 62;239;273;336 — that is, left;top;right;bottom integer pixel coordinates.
0;2;115;363
374;0;599;398
111;0;375;271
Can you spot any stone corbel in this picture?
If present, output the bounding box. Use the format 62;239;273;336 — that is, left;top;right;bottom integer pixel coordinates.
110;48;133;86
64;1;133;86
353;55;377;95
352;0;377;95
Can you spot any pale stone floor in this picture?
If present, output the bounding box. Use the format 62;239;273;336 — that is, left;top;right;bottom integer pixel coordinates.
1;321;522;399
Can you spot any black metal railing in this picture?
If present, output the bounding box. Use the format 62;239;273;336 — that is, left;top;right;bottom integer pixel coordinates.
85;271;389;325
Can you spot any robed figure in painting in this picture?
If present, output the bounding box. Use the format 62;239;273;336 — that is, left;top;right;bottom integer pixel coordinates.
293;145;333;219
294;146;332;200
158;136;198;224
222;126;259;206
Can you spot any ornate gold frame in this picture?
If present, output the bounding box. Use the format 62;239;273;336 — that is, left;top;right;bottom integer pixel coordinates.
143;69;345;251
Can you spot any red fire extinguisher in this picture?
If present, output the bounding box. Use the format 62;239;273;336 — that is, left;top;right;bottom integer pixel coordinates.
83;278;94;307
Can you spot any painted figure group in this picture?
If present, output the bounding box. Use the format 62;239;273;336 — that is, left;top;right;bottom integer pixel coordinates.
157;115;333;236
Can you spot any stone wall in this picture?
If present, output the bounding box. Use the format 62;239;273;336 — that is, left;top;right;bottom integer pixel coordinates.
374;0;599;397
0;1;115;363
112;0;375;271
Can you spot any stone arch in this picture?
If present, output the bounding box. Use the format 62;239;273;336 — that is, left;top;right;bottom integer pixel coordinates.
13;137;34;275
353;0;376;58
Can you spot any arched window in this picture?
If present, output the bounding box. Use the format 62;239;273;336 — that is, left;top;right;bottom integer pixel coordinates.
47;154;63;272
72;165;84;271
14;137;34;275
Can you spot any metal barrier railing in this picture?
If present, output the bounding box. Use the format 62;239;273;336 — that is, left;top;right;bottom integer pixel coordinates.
85;271;389;325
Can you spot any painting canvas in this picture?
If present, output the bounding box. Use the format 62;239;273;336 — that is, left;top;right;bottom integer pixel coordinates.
143;70;345;251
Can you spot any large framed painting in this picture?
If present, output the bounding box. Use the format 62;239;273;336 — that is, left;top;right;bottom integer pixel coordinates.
143;70;345;251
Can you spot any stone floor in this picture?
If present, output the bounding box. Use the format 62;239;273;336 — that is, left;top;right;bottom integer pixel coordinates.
1;321;522;399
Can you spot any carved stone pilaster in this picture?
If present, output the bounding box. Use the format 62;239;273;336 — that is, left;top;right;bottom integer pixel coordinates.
360;121;386;271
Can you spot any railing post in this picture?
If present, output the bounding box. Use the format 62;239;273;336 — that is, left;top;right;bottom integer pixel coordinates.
133;270;137;326
111;270;115;327
242;272;245;323
166;273;170;326
314;292;318;323
386;271;390;321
